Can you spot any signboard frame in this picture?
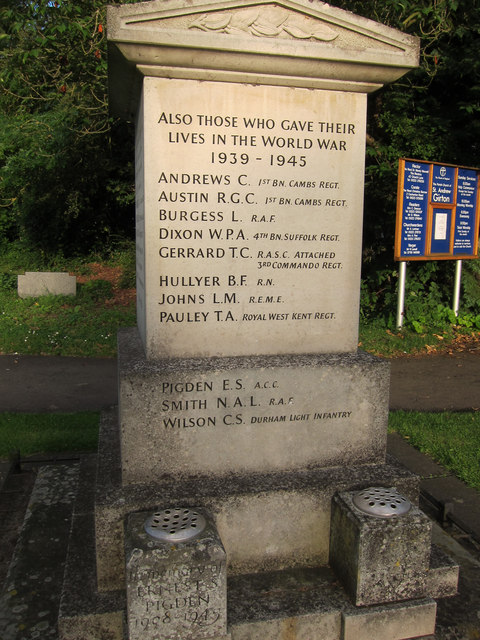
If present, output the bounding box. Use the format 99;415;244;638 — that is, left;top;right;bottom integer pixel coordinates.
395;158;480;261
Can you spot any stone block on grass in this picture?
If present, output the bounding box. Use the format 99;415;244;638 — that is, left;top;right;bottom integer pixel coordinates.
18;271;76;298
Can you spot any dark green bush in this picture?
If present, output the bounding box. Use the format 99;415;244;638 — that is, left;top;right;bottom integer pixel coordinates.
78;279;113;302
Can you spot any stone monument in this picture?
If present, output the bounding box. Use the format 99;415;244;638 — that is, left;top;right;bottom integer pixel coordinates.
58;1;459;638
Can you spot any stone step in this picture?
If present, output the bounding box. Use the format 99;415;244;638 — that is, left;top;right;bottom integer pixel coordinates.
0;456;458;640
427;543;459;599
0;464;79;640
58;456;456;640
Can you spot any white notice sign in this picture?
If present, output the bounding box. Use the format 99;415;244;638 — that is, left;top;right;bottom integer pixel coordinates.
434;212;448;240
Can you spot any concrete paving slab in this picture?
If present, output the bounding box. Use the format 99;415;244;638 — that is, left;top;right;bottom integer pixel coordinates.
387;433;449;479
421;475;480;543
388;433;480;545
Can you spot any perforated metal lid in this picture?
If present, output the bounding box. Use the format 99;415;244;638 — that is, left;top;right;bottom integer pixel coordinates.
352;487;412;518
144;508;206;542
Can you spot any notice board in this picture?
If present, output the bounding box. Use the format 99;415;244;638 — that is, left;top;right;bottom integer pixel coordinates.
395;158;480;261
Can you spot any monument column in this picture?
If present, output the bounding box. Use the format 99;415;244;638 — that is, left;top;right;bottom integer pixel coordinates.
108;0;419;364
107;0;420;488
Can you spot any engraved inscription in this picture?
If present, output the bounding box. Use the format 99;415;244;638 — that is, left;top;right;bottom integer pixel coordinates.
129;562;224;639
140;78;367;357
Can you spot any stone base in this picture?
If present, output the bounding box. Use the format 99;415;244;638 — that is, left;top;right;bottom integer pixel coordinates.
96;408;420;593
61;493;440;640
118;328;390;484
56;453;457;640
0;447;458;640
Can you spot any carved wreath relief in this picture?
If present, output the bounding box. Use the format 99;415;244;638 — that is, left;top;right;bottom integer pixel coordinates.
189;6;339;41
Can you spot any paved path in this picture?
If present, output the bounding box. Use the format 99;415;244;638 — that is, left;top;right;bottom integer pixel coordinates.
389;351;480;411
0;355;117;412
0;351;479;413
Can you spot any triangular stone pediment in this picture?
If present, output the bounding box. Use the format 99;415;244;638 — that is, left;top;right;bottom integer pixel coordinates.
129;4;343;45
107;0;419;120
109;0;417;58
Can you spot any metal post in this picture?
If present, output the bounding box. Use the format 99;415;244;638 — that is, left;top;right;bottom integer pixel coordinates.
396;261;407;329
453;259;462;317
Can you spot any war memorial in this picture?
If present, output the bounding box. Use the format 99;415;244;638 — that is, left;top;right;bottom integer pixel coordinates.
54;1;460;638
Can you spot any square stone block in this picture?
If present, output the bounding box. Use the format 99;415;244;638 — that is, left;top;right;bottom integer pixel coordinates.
125;510;229;640
329;489;432;606
18;271;76;297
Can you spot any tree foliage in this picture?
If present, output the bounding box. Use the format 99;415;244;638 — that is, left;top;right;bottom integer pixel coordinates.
0;0;137;255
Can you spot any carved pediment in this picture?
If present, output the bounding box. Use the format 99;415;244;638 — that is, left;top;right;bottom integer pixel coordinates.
107;0;419;120
187;6;340;44
109;0;417;56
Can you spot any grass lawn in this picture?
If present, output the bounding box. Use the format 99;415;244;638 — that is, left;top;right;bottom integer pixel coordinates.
389;410;480;491
359;317;480;358
0;243;136;357
0;412;99;459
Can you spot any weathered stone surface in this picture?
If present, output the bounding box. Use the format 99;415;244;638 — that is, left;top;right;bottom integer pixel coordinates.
62;493;442;640
229;568;437;640
118;328;390;484
107;0;419;120
59;612;125;640
426;544;459;599
17;271;76;298
95;409;420;593
0;465;79;640
329;490;432;606
58;456;125;640
342;599;437;640
228;566;344;639
126;510;229;639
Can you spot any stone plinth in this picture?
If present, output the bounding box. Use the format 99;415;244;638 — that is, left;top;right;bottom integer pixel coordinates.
126;510;229;640
329;490;432;606
118;328;389;485
18;272;76;298
95;408;419;593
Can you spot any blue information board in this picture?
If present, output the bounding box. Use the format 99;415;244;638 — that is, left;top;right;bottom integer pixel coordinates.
395;159;480;261
398;161;429;258
454;168;478;255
